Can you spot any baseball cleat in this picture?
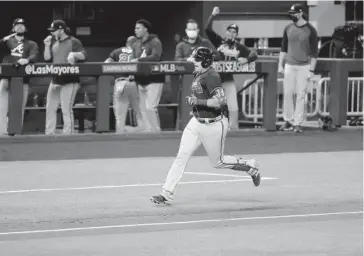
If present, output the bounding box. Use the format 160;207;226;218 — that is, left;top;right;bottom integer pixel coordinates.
293;125;303;133
150;194;171;205
246;159;260;187
251;172;261;187
279;121;293;131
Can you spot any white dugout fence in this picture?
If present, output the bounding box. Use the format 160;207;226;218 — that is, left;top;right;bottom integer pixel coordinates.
241;77;364;123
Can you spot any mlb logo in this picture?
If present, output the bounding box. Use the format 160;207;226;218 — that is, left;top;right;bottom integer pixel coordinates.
152;65;159;72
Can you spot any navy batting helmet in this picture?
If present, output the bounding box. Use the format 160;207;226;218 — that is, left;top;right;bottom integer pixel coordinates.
191;47;214;68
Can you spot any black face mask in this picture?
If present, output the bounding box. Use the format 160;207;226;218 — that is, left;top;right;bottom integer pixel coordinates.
224;38;236;46
290;15;299;22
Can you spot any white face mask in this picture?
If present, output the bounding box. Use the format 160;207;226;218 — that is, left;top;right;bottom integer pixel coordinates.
186;30;198;39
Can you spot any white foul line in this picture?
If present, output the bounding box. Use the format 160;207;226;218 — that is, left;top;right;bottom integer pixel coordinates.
0;211;361;236
0;178;277;195
185;172;252;178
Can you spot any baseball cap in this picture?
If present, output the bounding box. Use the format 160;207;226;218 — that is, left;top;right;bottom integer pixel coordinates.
227;24;239;33
48;20;67;32
13;18;25;27
288;3;304;14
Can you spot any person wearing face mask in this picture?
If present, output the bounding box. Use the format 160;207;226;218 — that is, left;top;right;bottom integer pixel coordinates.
105;36;144;133
175;19;215;61
205;7;258;131
0;18;39;135
43;19;87;135
278;4;318;133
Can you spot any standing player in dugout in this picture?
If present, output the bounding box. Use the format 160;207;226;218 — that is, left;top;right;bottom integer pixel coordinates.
105;36;144;133
131;19;164;133
0;18;39;135
205;6;258;131
43;20;87;135
279;3;318;133
151;47;260;205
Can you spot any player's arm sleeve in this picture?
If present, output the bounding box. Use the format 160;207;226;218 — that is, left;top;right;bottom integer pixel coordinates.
308;24;319;58
105;49;117;62
206;75;227;105
175;42;186;61
27;41;39;63
281;26;289;53
238;44;258;62
43;39;53;62
71;38;87;61
138;39;162;62
205;14;223;48
131;44;138;59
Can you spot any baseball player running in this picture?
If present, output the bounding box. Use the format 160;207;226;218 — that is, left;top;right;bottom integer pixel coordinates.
205;6;258;130
0;18;38;135
105;36;143;133
43;20;87;135
150;47;260;205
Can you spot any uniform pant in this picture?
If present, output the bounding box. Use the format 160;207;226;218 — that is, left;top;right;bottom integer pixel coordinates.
45;82;79;135
161;116;249;201
0;78;28;134
113;79;143;133
222;80;239;130
283;64;310;126
138;83;164;132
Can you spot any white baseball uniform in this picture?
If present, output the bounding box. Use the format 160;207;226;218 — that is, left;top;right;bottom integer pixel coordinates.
44;35;86;135
0;35;38;134
108;46;143;133
0;79;28;134
132;34;165;132
159;67;259;202
280;21;318;128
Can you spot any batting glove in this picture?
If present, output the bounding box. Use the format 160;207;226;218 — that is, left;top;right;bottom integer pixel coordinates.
185;96;197;106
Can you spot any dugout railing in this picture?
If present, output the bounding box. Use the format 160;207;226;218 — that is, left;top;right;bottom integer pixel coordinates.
241;77;364;123
1;58;362;135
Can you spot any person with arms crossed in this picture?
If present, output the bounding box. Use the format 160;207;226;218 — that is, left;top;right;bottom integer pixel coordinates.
131;19;164;133
0;18;38;135
150;47;260;205
205;6;258;130
105;36;144;133
278;3;318;133
43;20;87;135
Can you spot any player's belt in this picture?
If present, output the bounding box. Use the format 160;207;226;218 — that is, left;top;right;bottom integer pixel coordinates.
115;77;134;82
196;115;223;124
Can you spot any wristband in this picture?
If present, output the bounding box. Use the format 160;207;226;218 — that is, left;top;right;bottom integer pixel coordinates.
196;99;208;106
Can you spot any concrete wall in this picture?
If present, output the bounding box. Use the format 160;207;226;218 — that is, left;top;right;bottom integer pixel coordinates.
308;0;346;37
200;1;345;39
201;1;303;38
